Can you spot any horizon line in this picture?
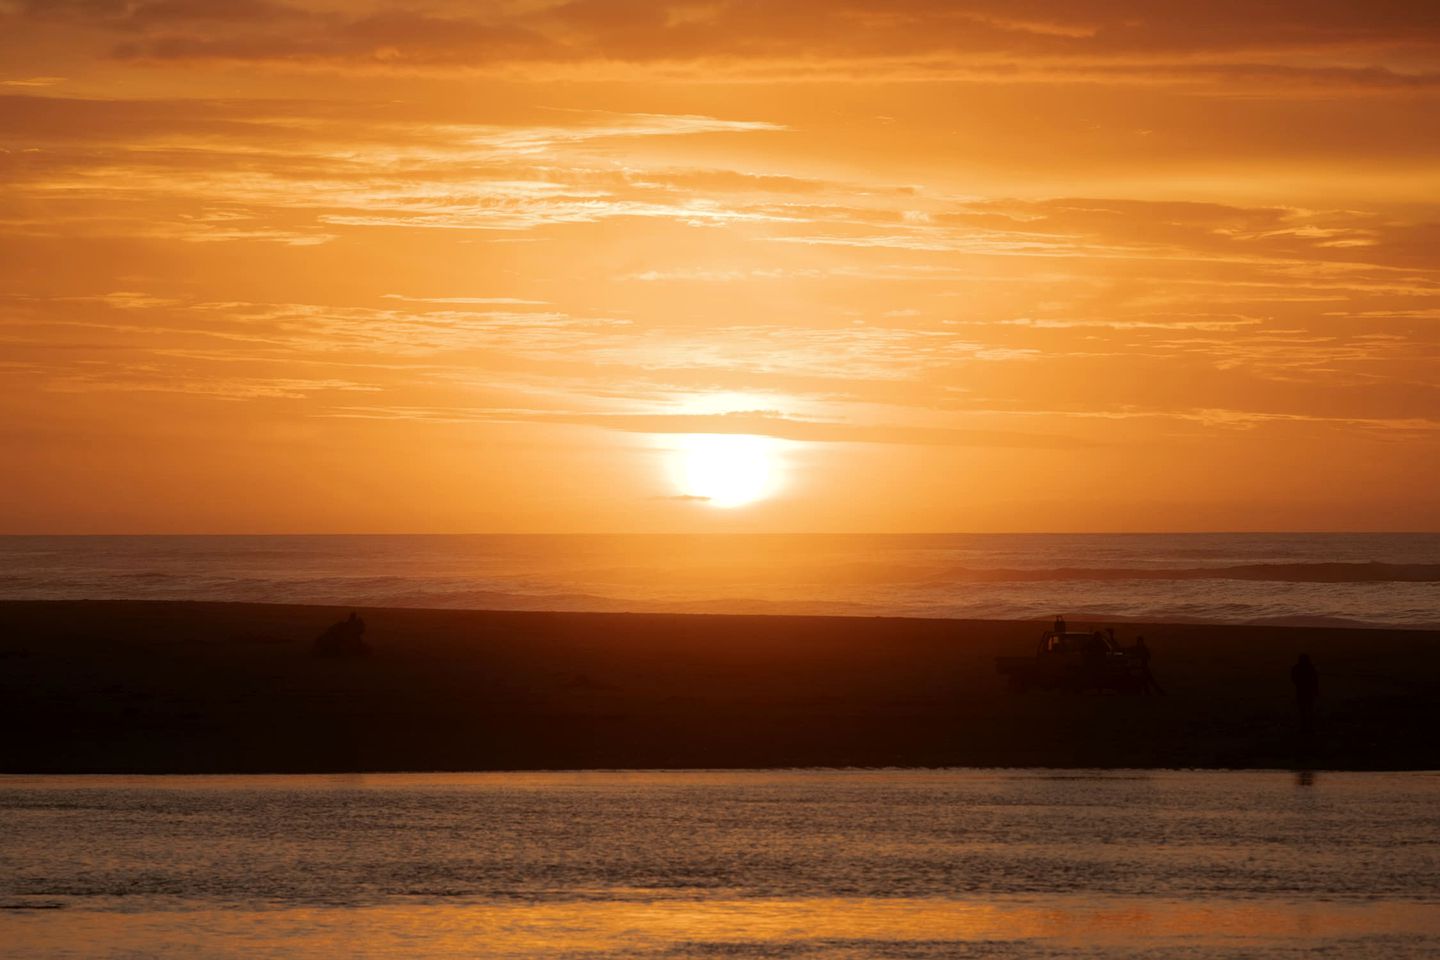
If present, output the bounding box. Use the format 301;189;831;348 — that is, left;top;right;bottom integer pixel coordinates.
1;531;1436;538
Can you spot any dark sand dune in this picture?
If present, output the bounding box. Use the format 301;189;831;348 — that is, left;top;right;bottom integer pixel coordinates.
0;601;1436;773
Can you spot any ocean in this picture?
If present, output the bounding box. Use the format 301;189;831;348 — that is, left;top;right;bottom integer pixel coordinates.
3;770;1438;959
0;533;1436;628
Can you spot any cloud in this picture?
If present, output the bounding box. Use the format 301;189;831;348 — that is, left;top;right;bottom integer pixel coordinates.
321;405;1091;448
772;198;1440;273
995;314;1265;331
46;368;380;400
382;294;550;306
9;0;1438;93
0;33;1435;475
0;95;798;239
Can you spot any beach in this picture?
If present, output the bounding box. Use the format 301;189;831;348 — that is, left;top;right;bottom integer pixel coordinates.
2;601;1435;773
5;769;1439;959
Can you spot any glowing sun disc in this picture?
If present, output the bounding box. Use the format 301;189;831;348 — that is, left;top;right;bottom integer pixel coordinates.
671;434;780;508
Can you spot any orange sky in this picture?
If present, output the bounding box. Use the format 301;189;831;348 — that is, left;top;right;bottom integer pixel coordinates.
1;1;1437;533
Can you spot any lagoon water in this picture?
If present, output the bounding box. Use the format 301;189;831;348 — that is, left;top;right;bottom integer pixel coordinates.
1;532;1438;628
3;770;1439;959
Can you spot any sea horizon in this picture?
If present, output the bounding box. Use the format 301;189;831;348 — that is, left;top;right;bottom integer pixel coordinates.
8;529;1439;536
3;532;1436;630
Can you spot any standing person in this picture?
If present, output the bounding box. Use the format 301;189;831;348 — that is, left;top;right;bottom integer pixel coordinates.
1133;635;1164;695
1054;615;1067;635
1291;654;1319;737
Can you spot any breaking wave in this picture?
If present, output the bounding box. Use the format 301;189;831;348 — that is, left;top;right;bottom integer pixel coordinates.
927;562;1440;584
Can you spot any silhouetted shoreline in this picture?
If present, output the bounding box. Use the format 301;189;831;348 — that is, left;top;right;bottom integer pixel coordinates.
1;600;1435;774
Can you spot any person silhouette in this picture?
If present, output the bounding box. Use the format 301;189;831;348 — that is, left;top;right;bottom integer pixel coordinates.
1084;631;1107;676
1054;615;1067;635
1133;635;1164;695
314;611;369;657
1291;654;1319;736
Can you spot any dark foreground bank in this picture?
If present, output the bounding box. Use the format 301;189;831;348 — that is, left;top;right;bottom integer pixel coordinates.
1;601;1436;772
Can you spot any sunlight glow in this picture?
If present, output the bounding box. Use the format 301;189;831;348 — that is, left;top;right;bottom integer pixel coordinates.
670;434;781;508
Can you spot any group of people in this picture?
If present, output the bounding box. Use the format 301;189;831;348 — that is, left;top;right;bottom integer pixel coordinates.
1051;616;1165;694
1051;616;1321;720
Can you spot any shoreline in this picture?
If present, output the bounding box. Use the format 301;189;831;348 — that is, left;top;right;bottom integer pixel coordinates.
4;767;1439;779
2;600;1436;774
0;595;1431;633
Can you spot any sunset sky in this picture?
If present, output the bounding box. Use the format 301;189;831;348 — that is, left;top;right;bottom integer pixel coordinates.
2;1;1437;533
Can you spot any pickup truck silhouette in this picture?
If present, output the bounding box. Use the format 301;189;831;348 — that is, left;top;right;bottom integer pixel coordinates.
996;628;1145;694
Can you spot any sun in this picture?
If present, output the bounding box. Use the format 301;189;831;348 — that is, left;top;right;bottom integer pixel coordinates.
670;434;781;508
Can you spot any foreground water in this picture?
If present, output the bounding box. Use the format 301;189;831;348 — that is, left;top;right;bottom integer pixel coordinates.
2;770;1438;959
1;533;1438;628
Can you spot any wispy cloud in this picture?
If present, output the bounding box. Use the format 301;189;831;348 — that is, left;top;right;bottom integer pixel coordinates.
13;1;1437;93
0;1;1436;530
382;294;550;306
320;405;1090;448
